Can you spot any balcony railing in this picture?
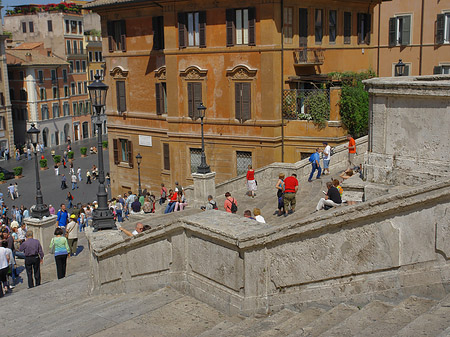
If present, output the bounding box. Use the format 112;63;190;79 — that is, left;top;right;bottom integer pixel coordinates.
283;89;330;120
67;49;86;56
294;48;324;66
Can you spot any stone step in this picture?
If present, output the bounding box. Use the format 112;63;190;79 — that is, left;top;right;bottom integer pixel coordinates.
212;317;260;337
259;307;326;337
437;326;450;337
234;309;298;337
287;303;358;337
321;300;395;337
358;296;438;336
197;320;243;337
396;294;450;337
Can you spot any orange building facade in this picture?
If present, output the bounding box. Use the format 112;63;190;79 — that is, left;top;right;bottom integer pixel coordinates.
86;0;384;195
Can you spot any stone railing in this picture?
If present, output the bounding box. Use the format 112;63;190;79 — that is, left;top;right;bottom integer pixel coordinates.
87;175;449;315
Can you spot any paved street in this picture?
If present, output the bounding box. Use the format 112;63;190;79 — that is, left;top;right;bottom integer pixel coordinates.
0;137;110;212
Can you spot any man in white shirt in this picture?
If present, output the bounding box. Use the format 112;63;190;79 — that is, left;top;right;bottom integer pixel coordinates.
322;142;331;175
17;223;27;242
0;241;11;296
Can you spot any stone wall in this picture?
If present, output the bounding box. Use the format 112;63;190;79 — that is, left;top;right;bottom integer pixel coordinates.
87;178;449;315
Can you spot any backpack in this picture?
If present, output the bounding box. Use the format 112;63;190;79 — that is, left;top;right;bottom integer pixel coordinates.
308;153;315;163
230;199;238;213
209;201;218;210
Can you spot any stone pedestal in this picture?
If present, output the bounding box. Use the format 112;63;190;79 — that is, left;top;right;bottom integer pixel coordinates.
192;172;216;207
24;215;57;255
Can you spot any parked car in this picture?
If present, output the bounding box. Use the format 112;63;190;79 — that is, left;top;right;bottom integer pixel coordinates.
0;167;15;180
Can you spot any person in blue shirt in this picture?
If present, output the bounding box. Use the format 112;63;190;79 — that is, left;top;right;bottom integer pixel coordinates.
308;148;322;182
56;204;69;234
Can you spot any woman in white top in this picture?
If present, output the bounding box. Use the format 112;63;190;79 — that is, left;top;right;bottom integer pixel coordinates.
0;241;11;297
253;208;266;223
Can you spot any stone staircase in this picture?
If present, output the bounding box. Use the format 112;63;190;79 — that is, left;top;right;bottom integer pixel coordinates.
3;270;449;336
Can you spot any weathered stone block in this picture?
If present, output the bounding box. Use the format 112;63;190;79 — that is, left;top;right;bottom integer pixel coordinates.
126;239;172;277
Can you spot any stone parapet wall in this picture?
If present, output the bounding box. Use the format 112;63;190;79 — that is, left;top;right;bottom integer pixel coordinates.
87;178;450;315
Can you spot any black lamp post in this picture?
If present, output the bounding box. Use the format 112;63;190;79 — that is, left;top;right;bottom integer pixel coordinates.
196;103;211;174
136;153;142;196
88;74;115;230
27;124;50;219
395;59;406;76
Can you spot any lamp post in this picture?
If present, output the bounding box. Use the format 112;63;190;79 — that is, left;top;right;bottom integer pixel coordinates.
136;153;142;196
395;59;406;76
196;103;211;174
27;124;50;219
88;74;115;230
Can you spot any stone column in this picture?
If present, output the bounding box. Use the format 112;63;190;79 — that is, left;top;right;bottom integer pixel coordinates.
24;215;57;255
192;172;216;207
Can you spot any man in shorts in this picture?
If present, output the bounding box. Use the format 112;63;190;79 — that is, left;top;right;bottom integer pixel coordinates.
322;142;331;175
283;173;299;217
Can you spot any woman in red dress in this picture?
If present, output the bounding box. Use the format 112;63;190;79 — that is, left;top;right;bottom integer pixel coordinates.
246;165;257;198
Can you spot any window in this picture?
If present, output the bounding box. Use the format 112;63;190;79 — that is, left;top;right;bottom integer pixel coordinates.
53;87;58;99
155;82;167;115
62;69;67;83
329;10;337;43
236;151;252;176
434;65;450;74
71;20;77;34
78;21;83;35
48;20;53;32
79;102;83;115
357;13;371;44
73;41;78;54
153;16;165;50
75;61;80;73
88;51;93;62
82;61;86;72
389;15;411;46
41;105;49;120
72;102;78;115
284;7;293;44
52;103;60;118
19;71;24;80
190;148;202;173
107;20;127;52
344;12;352;44
163;143;170;170
299;8;308;46
22;22;27;33
0;93;4;106
51;69;57;82
79;41;83;53
315;9;323;44
178;12;205;48
226;8;255;46
66;40;71;54
113;139;133;167
235;82;251;123
90;70;94;81
29;22;34;33
36;70;43;84
187;82;202;119
71;82;76;95
20;89;27;101
436;13;450;44
40;88;46;100
116;80;127;113
77;82;82;95
69;61;74;73
64;86;69;97
83;81;87;94
63;102;70;116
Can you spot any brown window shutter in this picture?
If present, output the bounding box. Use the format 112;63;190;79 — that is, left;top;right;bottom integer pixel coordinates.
388;17;396;46
242;83;251;122
116;81;126;113
365;14;371;45
401;16;411;46
226;9;235;47
436;14;445;44
248;7;256;46
199;11;206;48
178;13;186;49
155;83;162;115
152;16;160;50
235;83;242;120
113;139;119;164
433;66;442;74
344;12;351;44
163;143;170;170
120;20;127;51
299;8;308;46
187;82;193;118
127;140;133;168
357;13;362;44
107;21;114;52
193;83;202;119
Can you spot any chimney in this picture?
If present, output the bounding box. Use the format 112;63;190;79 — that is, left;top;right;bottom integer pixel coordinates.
25;52;32;62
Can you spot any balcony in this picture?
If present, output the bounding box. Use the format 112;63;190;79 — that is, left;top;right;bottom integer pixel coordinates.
67;49;86;57
294;48;324;66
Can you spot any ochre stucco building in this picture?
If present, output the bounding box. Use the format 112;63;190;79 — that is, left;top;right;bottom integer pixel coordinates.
85;0;384;196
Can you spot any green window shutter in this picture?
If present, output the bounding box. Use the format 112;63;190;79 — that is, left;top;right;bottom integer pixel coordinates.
107;21;114;52
248;7;256;46
401;16;411;45
113;139;119;165
199;11;207;48
116;81;126;113
389;17;396;46
235;83;242;121
178;13;186;49
155;83;162;115
344;12;351;44
187;82;193;118
127;140;133;168
226;9;235;47
436;14;445;44
242;83;251;122
299;8;308;46
433;66;443;74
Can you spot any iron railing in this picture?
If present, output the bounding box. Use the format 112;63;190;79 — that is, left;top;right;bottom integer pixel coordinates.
282;89;330;120
293;48;324;65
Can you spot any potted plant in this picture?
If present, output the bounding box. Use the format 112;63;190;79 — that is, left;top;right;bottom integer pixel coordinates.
68;150;74;161
40;158;48;170
0;172;5;184
102;140;108;149
13;167;23;179
80;147;87;157
53;154;61;165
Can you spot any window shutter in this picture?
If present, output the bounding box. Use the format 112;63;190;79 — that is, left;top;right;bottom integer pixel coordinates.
187;82;194;118
344;12;351;44
153;16;160;50
436;14;445;44
193;83;202;119
107;21;114;52
365;14;371;44
389;17;396;46
357;13;362;44
163;143;170;170
433;66;443;74
248;7;256;46
113;139;119;164
178;13;186;49
226;9;235;47
401;16;411;45
127;140;133;168
159;16;165;49
120;20;127;52
235;83;242;120
155;83;162;115
299;8;308;46
116;81;126;113
199;11;206;48
242;83;251;122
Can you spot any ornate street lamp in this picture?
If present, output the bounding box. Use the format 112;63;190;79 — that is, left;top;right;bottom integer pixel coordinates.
395;59;406;77
136;153;142;196
88;74;115;230
196;103;211;174
27;124;50;219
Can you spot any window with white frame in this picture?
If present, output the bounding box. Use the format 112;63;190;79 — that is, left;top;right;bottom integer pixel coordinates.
433;65;450;74
436;13;450;44
389;15;411;46
63;101;70;116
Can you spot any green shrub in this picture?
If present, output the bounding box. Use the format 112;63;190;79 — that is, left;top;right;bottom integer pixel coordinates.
302;90;330;129
53;155;61;164
0;173;5;181
102;140;108;149
80;147;87;155
39;159;47;168
13;167;23;176
68;151;74;159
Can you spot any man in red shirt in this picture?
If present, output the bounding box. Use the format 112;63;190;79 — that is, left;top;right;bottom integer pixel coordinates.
346;134;356;169
283;173;299;217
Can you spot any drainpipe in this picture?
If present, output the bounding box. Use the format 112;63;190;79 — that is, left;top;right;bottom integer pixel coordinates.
418;0;424;75
376;2;381;76
281;0;285;162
